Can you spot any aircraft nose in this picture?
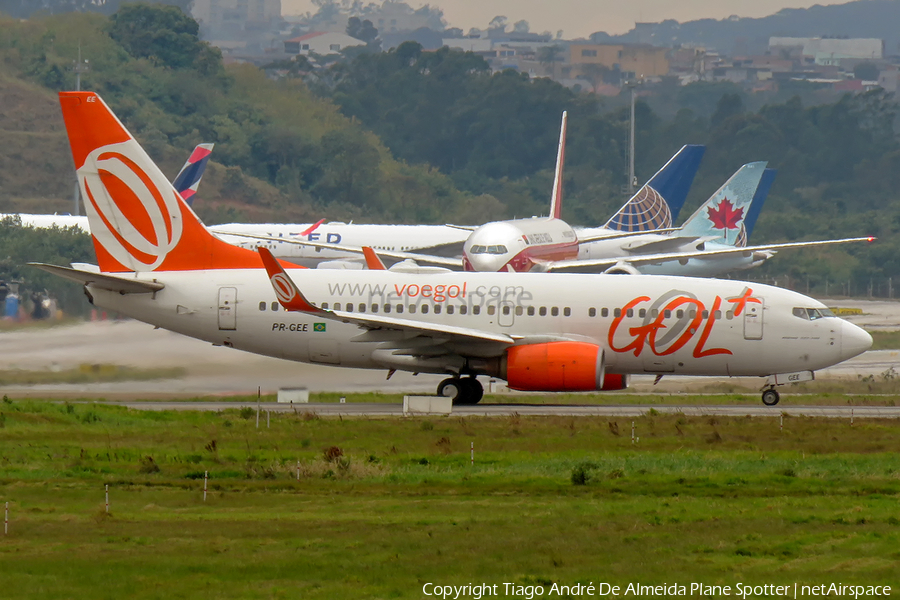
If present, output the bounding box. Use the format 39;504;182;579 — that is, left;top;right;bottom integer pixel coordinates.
840;320;872;360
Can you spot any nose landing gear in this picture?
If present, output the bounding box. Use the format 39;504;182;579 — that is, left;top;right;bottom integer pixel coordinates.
761;387;780;406
437;376;484;405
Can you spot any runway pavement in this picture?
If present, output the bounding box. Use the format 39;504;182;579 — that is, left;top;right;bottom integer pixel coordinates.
86;400;900;419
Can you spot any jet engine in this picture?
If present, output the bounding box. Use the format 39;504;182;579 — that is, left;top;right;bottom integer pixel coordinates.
602;262;641;275
503;341;605;392
599;373;629;391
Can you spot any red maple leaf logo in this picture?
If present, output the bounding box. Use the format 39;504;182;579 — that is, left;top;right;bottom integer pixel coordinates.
707;198;744;230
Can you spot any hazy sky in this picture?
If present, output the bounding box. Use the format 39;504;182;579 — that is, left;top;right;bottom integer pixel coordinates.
281;0;852;38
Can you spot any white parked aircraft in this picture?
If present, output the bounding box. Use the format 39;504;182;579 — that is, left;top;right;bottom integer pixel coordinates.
32;92;872;407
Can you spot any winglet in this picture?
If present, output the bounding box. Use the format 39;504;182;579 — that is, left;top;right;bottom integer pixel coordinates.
549;111;567;220
258;247;323;313
300;218;326;236
362;246;387;270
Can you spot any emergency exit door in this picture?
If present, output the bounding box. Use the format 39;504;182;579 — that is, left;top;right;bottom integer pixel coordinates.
218;287;237;330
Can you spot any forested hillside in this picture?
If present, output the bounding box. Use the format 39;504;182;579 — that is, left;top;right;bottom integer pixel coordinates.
0;5;898;306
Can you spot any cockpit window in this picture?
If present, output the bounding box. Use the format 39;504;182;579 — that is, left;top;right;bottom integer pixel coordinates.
487;245;507;255
793;307;835;320
469;245;508;255
470;245;487;254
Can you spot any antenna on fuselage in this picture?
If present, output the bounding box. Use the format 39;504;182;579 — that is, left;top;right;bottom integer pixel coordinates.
549;111;567;220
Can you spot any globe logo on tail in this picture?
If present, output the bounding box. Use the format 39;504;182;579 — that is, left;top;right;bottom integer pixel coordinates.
271;273;297;304
78;141;183;271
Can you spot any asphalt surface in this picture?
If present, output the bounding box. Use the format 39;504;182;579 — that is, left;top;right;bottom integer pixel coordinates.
84;400;900;419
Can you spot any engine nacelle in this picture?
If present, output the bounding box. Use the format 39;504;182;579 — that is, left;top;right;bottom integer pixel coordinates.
600;373;629;391
504;342;604;392
603;262;641;275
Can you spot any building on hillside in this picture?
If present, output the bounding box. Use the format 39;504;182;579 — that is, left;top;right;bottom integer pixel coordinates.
567;43;669;80
284;32;366;55
768;37;884;61
193;0;281;31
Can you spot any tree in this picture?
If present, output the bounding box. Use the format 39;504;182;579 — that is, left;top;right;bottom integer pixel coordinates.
537;44;562;77
488;15;507;32
512;20;529;34
346;16;378;44
108;3;209;70
710;92;744;128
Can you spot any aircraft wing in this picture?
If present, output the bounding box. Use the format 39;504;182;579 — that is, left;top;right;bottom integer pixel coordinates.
546;236;876;273
576;227;681;245
257;248;512;345
219;230;464;268
28;263;165;294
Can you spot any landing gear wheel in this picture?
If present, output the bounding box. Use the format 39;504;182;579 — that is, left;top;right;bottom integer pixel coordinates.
761;388;780;406
460;377;484;405
437;378;463;403
437;377;484;405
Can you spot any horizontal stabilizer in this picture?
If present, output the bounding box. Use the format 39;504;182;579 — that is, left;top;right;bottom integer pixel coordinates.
28;263;164;294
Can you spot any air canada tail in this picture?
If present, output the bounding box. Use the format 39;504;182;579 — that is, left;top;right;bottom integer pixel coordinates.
604;144;705;232
58;92;260;273
679;161;767;246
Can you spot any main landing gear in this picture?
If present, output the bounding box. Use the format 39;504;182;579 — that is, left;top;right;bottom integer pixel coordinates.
437;376;484;405
761;387;780;406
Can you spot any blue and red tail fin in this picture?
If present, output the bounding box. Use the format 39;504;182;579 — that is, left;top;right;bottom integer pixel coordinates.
172;143;214;206
604;145;705;232
58;92;260;273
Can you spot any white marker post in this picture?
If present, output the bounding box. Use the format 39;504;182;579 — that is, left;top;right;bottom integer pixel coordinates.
340;396;346;404
256;387;261;429
4;501;8;535
105;484;109;514
296;460;300;481
267;410;270;429
470;442;474;466
203;471;208;502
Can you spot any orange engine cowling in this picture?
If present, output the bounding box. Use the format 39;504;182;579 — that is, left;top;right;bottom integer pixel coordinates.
505;342;604;392
600;373;629;391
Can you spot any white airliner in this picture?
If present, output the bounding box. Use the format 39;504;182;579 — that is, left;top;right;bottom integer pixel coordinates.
31;92;872;408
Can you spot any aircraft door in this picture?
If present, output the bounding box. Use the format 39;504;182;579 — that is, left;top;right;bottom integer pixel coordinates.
217;287;237;331
498;301;515;327
743;299;763;340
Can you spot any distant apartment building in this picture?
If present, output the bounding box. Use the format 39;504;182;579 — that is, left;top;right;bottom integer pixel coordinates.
568;44;669;79
769;37;884;62
284;32;366;55
192;0;281;29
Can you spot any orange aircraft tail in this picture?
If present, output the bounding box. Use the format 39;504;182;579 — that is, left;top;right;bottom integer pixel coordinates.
58;92;261;273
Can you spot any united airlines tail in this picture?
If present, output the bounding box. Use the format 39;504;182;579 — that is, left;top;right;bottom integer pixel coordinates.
679;161;767;246
58;92;260;273
604;145;705;232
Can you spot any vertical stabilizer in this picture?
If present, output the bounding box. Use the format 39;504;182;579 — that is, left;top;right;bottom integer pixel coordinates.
549;111;567;220
679;161;767;246
604;145;705;232
743;168;776;240
58;92;260;273
172;143;214;206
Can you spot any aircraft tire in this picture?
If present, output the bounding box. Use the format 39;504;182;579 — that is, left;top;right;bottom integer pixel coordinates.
461;377;484;405
761;389;780;406
438;378;463;403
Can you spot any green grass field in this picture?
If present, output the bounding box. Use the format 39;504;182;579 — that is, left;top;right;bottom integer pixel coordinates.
1;399;899;598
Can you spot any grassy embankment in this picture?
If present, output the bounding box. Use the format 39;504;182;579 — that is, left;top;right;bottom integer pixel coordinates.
0;399;898;598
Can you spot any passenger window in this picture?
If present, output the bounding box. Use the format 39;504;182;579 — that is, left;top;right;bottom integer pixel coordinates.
447;305;454;315
421;305;429;314
322;302;329;310
539;307;547;316
688;310;696;319
259;301;266;311
626;309;633;318
664;310;670;318
714;310;721;319
487;305;496;315
676;310;683;319
409;305;416;314
601;308;609;317
334;302;342;311
527;306;535;316
726;311;733;320
396;305;403;314
551;307;559;317
383;304;391;313
651;309;658;318
563;307;571;317
502;306;511;315
639;309;646;318
473;306;481;315
434;305;442;315
359;303;366;312
589;308;596;317
614;308;621;318
702;310;709;319
460;305;468;315
515;306;523;316
271;302;279;312
346;304;353;313
371;304;378;313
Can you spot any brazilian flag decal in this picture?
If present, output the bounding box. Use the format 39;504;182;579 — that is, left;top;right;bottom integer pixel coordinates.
313;323;327;332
